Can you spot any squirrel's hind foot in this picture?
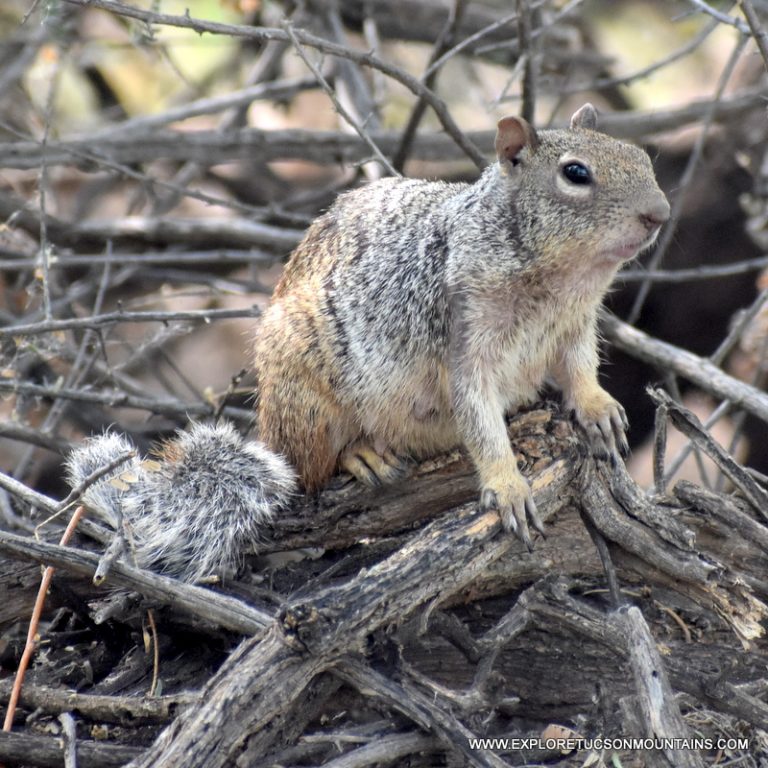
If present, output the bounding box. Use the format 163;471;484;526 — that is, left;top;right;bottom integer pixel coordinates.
340;443;410;487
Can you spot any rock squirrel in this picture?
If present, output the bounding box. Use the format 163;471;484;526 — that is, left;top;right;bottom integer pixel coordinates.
66;104;669;581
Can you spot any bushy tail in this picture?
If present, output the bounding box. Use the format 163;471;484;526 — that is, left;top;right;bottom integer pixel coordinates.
65;422;297;583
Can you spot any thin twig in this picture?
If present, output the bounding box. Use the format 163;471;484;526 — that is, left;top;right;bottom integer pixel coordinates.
213;368;248;423
321;6;383;182
60;0;486;169
56;450;136;514
741;0;768;70
1;88;765;173
87;76;317;140
0;378;253;421
0;175;306;249
516;0;536;124
392;0;468;172
38;43;64;322
15;256;118;480
361;4;386;104
423;12;515;78
648;389;768;518
283;21;398;177
3;504;86;732
653;399;669;495
0;23;48;95
581;516;623;608
0;472;59;516
0;249;284;271
716;329;768;491
150;20;298;217
663;400;732;487
658;287;768;485
563;15;722;94
0;424;73;454
618;255;768;283
710;286;768;366
421;1;573;80
2;305;262;337
0;112;308;221
474;0;585;56
627;32;749;324
665;375;711;488
147;610;160;697
601;312;768;424
688;0;750;32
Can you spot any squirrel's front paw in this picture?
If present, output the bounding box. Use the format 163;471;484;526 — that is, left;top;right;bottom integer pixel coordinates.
479;470;544;552
572;390;629;463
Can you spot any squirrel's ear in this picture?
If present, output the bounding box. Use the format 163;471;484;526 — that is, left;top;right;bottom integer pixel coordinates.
495;116;539;165
570;103;598;130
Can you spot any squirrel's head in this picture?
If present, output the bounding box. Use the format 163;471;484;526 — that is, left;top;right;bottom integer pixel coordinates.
493;103;670;268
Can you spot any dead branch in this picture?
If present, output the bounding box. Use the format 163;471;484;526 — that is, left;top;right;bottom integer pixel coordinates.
621;606;705;768
0;680;196;725
627;30;749;324
619;255;768;283
0;731;143;768
601;313;768;425
58;0;486;169
649;388;768;517
742;0;768;70
0;87;765;174
1;306;261;338
391;0;468;172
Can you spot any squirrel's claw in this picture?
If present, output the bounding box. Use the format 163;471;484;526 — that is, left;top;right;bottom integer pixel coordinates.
610;406;630;458
480;480;542;552
527;499;546;538
573;396;629;466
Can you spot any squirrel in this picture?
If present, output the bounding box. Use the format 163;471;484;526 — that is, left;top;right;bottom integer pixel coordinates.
66;104;669;581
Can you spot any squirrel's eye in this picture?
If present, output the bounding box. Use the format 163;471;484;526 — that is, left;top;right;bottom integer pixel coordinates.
562;162;591;185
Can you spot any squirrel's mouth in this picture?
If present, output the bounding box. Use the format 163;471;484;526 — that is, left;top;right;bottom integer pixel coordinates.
609;242;647;261
602;229;661;263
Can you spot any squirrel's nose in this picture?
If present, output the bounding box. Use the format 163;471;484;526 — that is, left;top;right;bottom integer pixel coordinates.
640;196;670;231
